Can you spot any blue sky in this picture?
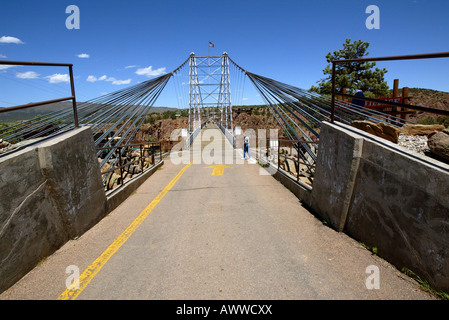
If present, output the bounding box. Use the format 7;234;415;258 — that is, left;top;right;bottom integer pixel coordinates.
1;0;448;108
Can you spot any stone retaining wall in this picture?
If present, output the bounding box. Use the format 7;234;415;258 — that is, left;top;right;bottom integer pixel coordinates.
311;121;449;291
0;127;107;293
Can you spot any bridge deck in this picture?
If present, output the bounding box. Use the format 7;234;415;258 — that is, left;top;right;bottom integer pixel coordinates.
0;125;434;300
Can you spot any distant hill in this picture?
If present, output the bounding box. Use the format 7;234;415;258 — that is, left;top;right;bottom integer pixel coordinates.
0;101;179;123
395;88;449;124
1;88;447;125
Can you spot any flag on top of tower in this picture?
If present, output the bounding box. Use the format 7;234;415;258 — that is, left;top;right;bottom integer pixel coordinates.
209;42;214;47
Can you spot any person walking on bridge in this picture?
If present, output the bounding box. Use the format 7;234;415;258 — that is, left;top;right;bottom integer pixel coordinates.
242;134;251;160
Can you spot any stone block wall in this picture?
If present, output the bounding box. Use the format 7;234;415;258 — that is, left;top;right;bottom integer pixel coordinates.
311;121;449;291
0;127;107;293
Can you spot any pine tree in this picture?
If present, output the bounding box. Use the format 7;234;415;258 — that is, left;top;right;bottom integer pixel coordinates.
310;39;389;97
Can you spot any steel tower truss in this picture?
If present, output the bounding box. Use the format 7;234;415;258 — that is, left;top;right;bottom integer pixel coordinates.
188;52;233;133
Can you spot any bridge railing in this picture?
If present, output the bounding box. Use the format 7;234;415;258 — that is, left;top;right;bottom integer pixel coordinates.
96;141;162;191
216;122;235;148
330;51;449;122
0;60;79;126
258;138;318;187
185;126;201;149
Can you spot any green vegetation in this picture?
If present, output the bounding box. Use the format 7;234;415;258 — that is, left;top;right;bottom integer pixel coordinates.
359;242;378;255
310;39;389;97
417;116;449;128
402;268;449;300
143;109;188;124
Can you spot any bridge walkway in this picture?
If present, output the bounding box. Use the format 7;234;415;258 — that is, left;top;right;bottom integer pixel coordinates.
0;124;434;300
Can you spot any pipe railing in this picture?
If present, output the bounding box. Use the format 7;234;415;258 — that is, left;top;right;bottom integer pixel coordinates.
0;60;79;127
96;141;162;190
258;138;318;185
331;52;449;122
216;121;236;148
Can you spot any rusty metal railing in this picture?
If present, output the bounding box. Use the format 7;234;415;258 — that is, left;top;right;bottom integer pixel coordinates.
330;51;449;122
97;141;162;190
258;138;318;186
0;60;79;127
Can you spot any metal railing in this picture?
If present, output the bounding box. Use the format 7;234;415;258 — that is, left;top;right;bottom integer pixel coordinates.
97;141;162;190
330;51;449;122
185;126;201;149
258;138;318;186
216;121;236;148
0;60;79;127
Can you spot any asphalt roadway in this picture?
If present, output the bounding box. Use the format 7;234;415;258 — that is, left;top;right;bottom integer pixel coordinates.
0;126;435;300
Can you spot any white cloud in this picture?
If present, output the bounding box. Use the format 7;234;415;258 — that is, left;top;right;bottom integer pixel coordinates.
76;53;90;58
0;36;24;44
0;53;6;58
86;74;131;85
125;65;137;69
135;66;166;77
86;75;98;82
16;71;40;79
110;78;131;85
46;73;70;84
0;65;14;70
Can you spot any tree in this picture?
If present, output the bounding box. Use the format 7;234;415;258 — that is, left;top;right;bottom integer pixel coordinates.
310;39;389;97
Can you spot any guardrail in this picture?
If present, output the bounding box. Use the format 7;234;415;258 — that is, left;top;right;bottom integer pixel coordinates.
258;138;318;186
330;51;449;122
185;126;201;149
0;60;79;127
97;141;162;190
216;121;235;148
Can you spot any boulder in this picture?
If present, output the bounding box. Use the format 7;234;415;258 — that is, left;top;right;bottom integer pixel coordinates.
106;173;121;190
427;129;449;161
400;124;445;136
127;164;141;174
351;121;400;143
130;150;141;158
285;159;297;174
0;139;10;149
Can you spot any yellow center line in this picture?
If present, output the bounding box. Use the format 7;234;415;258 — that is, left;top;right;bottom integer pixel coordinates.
58;162;193;300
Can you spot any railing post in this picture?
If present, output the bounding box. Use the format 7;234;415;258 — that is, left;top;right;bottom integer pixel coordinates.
118;147;123;185
295;142;300;182
68;65;79;128
277;140;280;170
266;137;270;161
140;145;144;172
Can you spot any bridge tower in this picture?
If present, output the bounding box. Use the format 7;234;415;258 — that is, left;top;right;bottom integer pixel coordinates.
189;53;202;133
188;52;233;133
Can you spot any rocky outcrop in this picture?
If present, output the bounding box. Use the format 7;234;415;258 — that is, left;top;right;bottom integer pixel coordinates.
101;149;156;190
351;121;400;143
427;129;449;161
400;124;445;136
0;139;9;149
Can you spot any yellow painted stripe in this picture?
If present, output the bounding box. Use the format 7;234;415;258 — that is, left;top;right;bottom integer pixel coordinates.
58;162;193;300
204;164;233;176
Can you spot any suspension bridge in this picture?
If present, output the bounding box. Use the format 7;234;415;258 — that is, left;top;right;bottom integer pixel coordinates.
0;52;422;186
0;52;448;300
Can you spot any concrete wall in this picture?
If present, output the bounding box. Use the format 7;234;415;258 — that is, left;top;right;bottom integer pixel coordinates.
0;127;107;293
311;121;449;291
